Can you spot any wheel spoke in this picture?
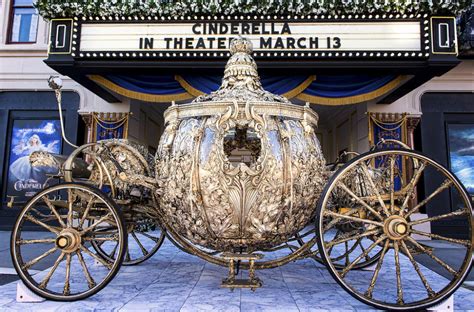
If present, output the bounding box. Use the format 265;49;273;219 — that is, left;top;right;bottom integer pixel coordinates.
400;240;435;298
336;182;384;221
361;162;390;217
340;235;386;278
125;249;131;262
17;238;56;245
344;241;350;266
327;229;341;255
389;156;396;214
131;232;149;256
295;228;316;240
76;250;96;289
80;246;113;270
80;213;113;235
39;252;65;290
358;240;371;262
24;214;60;234
22;246;58;270
64;254;72;295
323;208;364;233
405;236;458;276
83;236;118;242
42;196;66;228
409;209;469;226
399;161;427;216
79;199;95;228
109;242;119;259
409;229;470;246
67;189;74;228
365;239;390;298
405;179;453;218
325;228;380;248
323;210;384;227
393;241;404;304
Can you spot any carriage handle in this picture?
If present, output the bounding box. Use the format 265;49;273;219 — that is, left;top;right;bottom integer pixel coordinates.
47;77;127;184
48;76;78;149
48;76;127;178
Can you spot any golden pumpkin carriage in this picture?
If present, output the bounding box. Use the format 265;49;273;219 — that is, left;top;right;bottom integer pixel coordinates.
10;38;473;310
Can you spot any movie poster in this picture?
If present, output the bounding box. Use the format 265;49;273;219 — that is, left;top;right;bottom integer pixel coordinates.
447;123;474;194
6;120;62;202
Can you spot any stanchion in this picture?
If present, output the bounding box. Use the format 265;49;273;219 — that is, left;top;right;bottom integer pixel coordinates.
16;282;45;303
427;294;454;312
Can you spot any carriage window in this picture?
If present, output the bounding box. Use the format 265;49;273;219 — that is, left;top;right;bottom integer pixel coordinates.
8;0;39;43
224;126;261;167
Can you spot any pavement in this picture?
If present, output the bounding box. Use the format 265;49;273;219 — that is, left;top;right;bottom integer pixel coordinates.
0;231;472;311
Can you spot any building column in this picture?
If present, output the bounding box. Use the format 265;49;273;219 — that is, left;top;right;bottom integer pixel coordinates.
406;117;420;149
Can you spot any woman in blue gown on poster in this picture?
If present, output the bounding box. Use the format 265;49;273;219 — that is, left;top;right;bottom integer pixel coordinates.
9;134;60;182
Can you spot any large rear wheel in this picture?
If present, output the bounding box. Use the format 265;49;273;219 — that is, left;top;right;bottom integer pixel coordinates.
316;149;473;310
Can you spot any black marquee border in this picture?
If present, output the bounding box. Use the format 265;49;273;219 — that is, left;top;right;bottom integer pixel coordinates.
62;13;432;60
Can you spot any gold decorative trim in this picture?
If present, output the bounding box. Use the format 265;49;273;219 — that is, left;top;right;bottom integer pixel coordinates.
175;75;205;97
282;75;316;99
296;75;406;106
88;75;194;103
164;101;319;127
176;75;316;99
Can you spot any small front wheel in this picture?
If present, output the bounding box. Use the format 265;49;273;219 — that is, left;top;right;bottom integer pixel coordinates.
91;219;165;266
11;183;127;301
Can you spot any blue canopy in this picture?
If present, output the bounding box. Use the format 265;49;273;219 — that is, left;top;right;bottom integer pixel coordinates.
89;73;404;105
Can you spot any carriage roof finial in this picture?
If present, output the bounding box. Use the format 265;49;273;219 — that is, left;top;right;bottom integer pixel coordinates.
192;37;289;103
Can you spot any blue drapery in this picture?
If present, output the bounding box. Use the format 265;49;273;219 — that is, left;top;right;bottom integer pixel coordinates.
105;75;184;95
180;75;311;96
301;75;396;98
94;74;402;105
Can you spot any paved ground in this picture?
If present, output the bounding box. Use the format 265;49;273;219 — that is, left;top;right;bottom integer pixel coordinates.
0;231;472;311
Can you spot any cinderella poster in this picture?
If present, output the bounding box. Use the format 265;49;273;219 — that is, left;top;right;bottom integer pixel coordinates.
6;120;62;202
448;123;474;194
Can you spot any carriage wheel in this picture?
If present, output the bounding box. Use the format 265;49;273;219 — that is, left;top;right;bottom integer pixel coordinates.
316;149;473;310
11;183;127;301
91;219;165;266
295;225;382;270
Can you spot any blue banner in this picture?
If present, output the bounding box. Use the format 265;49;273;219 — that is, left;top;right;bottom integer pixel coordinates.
369;114;408;190
94;113;128;141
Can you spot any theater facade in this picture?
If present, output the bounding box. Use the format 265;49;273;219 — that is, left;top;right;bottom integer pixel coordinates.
0;1;473;235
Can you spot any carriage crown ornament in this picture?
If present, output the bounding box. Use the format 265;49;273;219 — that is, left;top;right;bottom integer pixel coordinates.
10;38;473;310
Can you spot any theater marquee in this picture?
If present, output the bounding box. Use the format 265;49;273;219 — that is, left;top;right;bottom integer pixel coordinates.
49;16;457;59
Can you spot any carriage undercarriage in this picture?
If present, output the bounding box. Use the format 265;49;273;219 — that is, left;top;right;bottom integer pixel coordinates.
10;38;473;310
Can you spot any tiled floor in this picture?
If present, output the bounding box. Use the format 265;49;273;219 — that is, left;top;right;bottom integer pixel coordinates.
0;238;472;312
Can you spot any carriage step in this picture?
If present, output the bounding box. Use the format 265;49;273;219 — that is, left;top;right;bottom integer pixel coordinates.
221;252;263;291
